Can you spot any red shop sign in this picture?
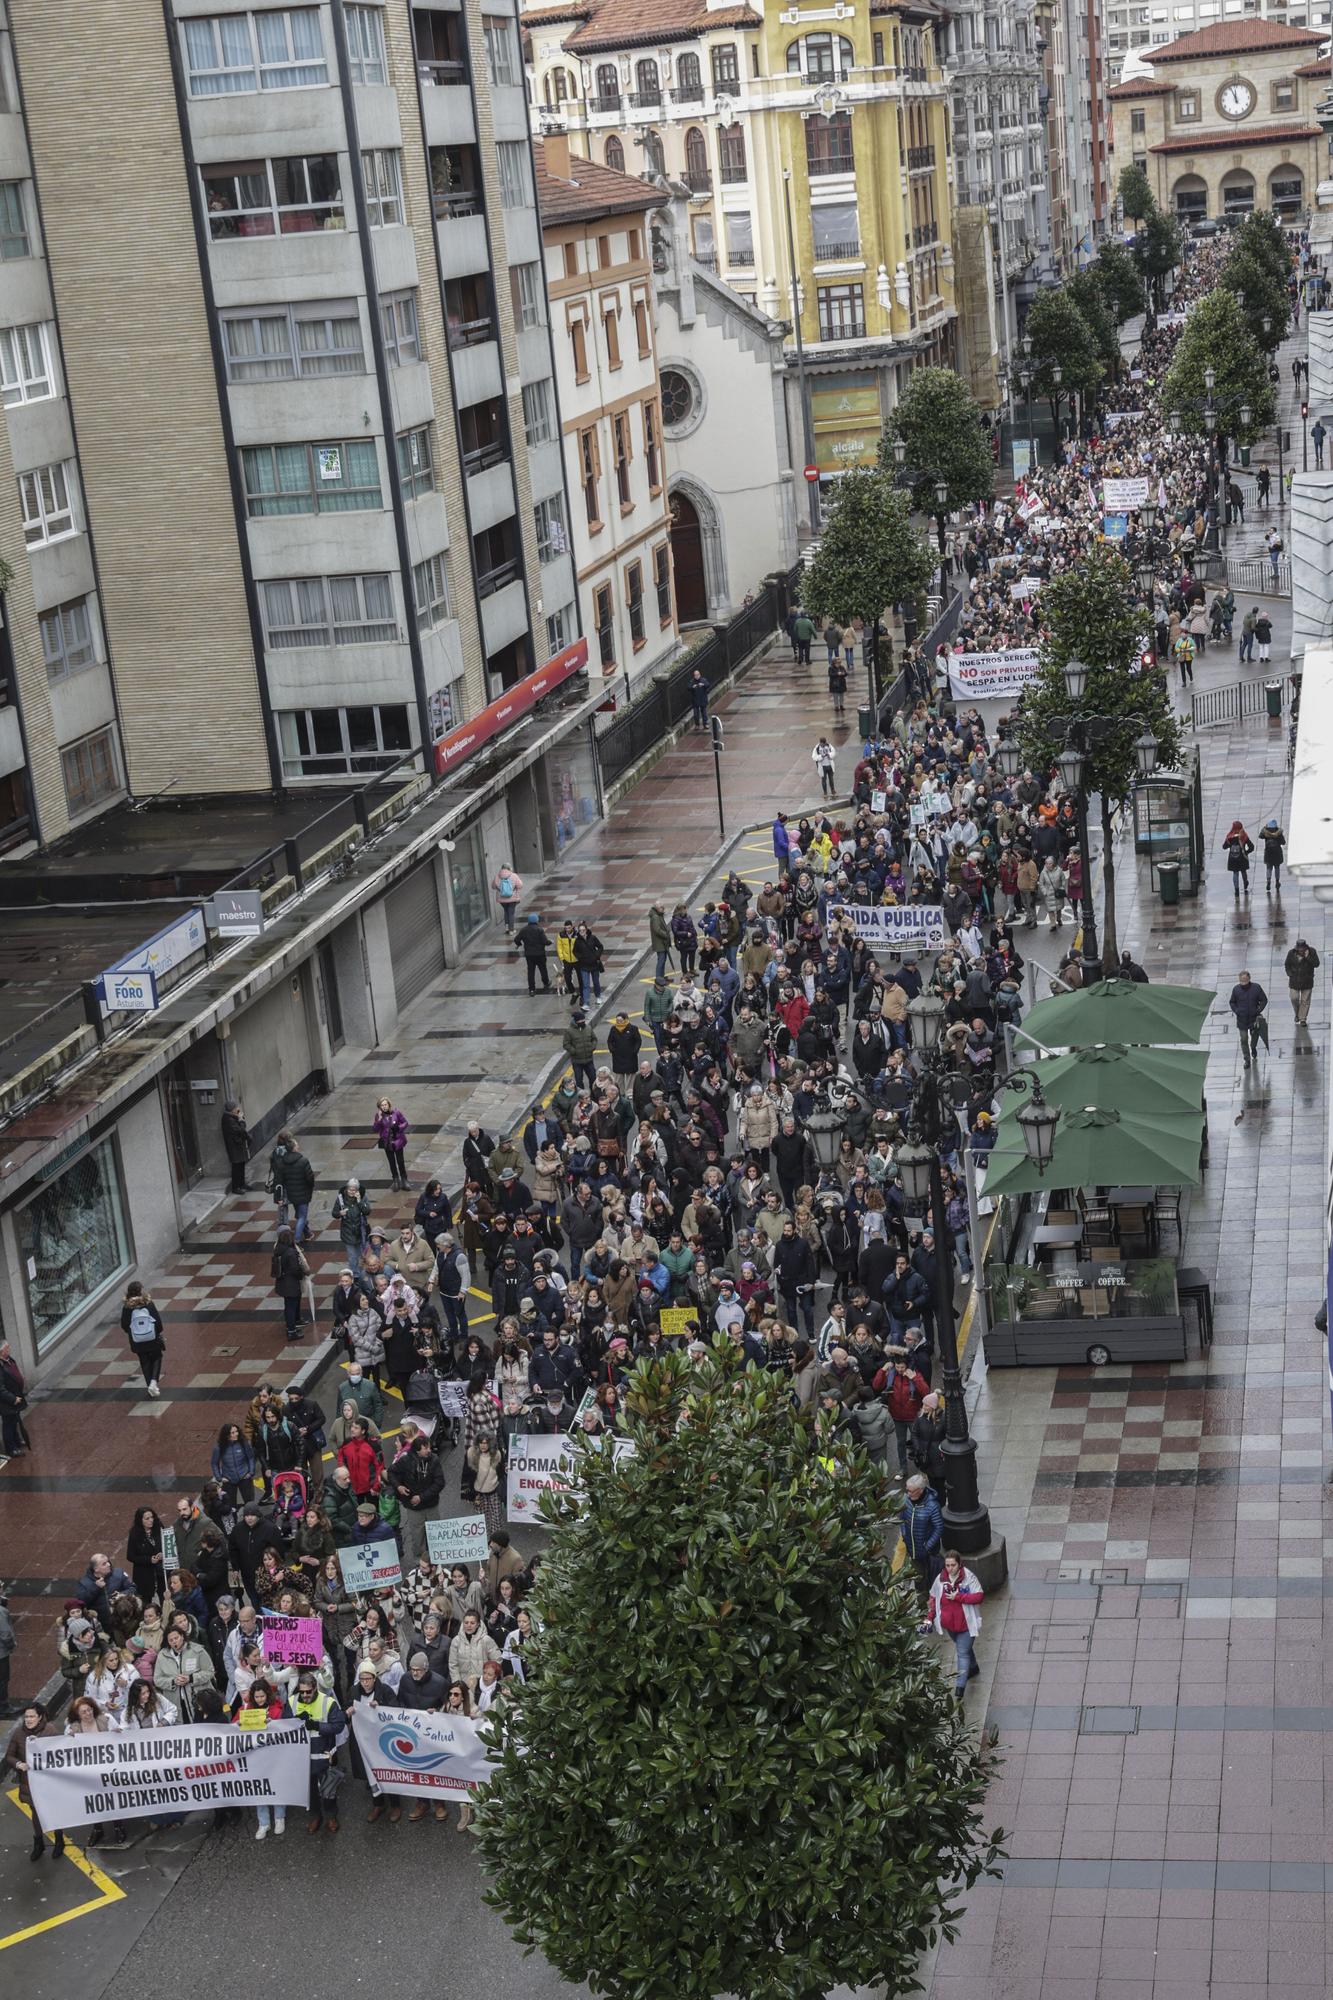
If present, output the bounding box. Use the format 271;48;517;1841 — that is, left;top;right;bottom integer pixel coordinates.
433;638;589;777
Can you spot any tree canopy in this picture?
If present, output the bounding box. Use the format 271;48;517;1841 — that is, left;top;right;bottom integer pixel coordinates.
1162;288;1276;444
1221;241;1290;351
474;1348;1001;2000
1133;210;1183;304
801;467;936;628
1118;163;1155;224
1066;269;1121;374
884;366;995;514
1024;287;1104;407
1089;241;1144;326
1232;207;1290;281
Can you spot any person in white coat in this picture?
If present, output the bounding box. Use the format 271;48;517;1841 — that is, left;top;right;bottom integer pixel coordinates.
812;737;837;799
920;1549;984;1699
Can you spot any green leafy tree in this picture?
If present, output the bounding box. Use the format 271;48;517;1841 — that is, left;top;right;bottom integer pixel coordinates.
1024;287;1103;423
1133;210;1183;308
1232;207;1290;282
1066;268;1121;375
884;365;995;514
1162;288;1276;446
1018;549;1182;967
1221;243;1290;352
1118;162;1156;225
1090;241;1144;326
801;466;935;640
474;1348;1001;2000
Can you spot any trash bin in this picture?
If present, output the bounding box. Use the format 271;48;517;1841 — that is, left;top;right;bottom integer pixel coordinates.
1265;680;1282;719
1158;860;1180;906
857;703;874;741
1239;445;1251;467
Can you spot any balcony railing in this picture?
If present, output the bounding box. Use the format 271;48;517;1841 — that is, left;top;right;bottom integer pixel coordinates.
907;144;936;169
818;314;866;341
807;150;855;177
671;83;704;102
435;189;482;218
588;93;621;113
913;222;939;246
476;558;519;598
447;314;495;348
719;161;748;184
419;58;468;85
692;248;718;268
813;238;862;261
682;169;711;193
628;89;662;107
463;441;507;475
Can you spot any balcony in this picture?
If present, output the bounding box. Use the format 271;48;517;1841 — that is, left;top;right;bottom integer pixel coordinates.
419;58;467;85
807;151;855;178
682;169;711;194
447;314;494;348
818;313;866;341
671;83;704;103
719;162;748;185
913;222;939;247
628;89;662;108
813;238;862;262
434;187;482;219
692;248;718;268
907;144;936;169
476;557;520;598
588;94;621;114
462;440;507;475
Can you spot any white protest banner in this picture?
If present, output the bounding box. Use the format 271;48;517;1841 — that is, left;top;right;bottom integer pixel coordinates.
1158;311;1186;329
1009;577;1042;601
426;1513;491;1566
827;901;946;955
507;1432;576;1523
26;1721;310;1830
870;789;887;813
349;1703;495;1798
1101;411;1132;428
945;649;1039;701
161;1528;179;1574
437;1379;467;1421
1102;477;1149;512
337;1536;402;1593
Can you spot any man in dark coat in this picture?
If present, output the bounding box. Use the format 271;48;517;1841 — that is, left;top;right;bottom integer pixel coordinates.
519;914;552;994
221;1101;249;1194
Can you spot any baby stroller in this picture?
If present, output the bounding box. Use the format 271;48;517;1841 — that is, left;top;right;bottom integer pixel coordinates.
269;1469;308;1540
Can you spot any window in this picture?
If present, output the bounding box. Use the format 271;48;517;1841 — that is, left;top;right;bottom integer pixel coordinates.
1273;78;1296;110
643;399;661;490
0;322;56;404
654;543;671;623
203;155;343;236
634;57;660;101
594;582;615;665
1272;173;1303;209
278;703;412;776
61;728;120;816
182;10;326;95
634;294;650;355
380;290;421;364
613;411;631;506
220;299;364;380
570;317;588;380
660;368;694;428
676;52;702;97
594;61;620;104
718;122;747;183
579;426;600;526
261;573;397;647
19;461;77;545
597;233;612;270
806;111;853;175
817;282;865;339
546;604;575;655
346;4;388;84
397;425;435;499
711;41;739;87
787;32;853;77
724;210;754;263
811;199;859;260
0;181;29;259
362;149;404;226
412;553;451;631
626;561;645;645
1130;107;1146;133
685;126;709;188
563;241;580;277
483;17;521;87
40;596;98;681
496;140;533;209
603;302;621;368
427;676;464;740
241;439;381;516
522;377;556;445
21;1138;129;1349
534;492;569;562
511;261;546;330
605;136;625;171
1175;90;1199;120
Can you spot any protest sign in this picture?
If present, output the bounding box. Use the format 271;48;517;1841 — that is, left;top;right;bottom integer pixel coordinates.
870;788;887;813
425;1514;491;1566
1102;477;1149;512
658;1305;698;1338
337;1537;402;1593
1103;512;1128;542
349;1704;495;1798
26;1721;310;1830
827;902;946;955
161;1528;179;1574
507;1433;576;1524
944;649;1039;701
437;1379;467;1421
1009;577;1042;601
261;1613;323;1668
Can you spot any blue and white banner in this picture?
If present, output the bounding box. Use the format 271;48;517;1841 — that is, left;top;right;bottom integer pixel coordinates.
827;902;947;955
349;1704;496;1797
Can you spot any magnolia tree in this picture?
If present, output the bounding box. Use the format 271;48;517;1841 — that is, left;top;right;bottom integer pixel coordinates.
474;1347;1001;2000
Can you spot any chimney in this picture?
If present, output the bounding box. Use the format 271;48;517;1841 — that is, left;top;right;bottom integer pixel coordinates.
545;131;572;181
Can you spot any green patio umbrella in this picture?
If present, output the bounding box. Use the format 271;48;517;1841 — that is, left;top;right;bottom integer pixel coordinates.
1016;1044;1208;1119
982;1104;1204;1198
1018;978;1215;1052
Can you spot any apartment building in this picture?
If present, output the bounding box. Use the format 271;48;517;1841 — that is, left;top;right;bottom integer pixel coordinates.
1036;0;1112;273
0;0;581;854
521;0;957;482
535;137;678;691
1103;0;1325;83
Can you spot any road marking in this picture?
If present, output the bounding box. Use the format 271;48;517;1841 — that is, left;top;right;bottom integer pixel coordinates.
1;1792;125;1952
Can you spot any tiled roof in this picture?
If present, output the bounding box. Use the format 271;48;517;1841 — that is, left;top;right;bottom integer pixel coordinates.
1107;76;1174;98
1147;19;1325;62
1294;57;1331;77
520;3;590;22
1149;121;1321;152
533;140;663;223
563;0;760;50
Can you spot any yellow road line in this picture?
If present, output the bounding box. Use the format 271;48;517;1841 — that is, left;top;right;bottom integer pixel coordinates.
1;1792;125;1951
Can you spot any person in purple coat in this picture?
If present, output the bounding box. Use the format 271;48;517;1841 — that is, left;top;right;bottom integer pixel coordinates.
373;1097;411;1191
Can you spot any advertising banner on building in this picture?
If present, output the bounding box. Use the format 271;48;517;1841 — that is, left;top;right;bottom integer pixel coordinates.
944;649;1040;701
826;902;947;955
349;1705;496;1798
811;384;882;474
433;639;589;777
26;1722;310;1830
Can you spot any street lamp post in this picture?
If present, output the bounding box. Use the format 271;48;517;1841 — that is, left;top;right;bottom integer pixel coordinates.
1260;314;1285;506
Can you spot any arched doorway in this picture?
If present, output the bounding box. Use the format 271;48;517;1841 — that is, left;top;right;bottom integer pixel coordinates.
1172;173;1208;223
1219;169;1254;219
670;493;707;623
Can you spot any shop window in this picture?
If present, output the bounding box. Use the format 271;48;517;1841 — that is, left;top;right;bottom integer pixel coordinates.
21;1138;130;1351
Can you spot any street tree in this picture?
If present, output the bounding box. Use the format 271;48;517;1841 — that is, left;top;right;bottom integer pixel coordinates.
1090;241;1145;326
1118;162;1155;225
1162;288;1276;446
1066;268;1121;375
1221;243;1290;352
1018;549;1182;968
474;1347;1002;2000
801;466;936;679
885;365;995;515
1024;286;1104;425
1133;210;1183;309
1232;207;1291;282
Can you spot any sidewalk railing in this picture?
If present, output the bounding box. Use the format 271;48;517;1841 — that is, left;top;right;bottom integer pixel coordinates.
1225;552;1291;597
1190;671;1297;728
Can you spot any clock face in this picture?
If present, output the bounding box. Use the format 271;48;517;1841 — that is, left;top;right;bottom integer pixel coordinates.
1217;78;1256;119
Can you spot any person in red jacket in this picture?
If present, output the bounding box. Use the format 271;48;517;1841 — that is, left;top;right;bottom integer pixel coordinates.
874;1353;930;1476
336;1422;382;1500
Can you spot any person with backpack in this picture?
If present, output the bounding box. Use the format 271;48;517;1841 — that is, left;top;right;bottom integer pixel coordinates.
267;1128;316;1245
271;1226;308;1341
1239;607;1257;664
332;1177;372;1270
492;861;523;936
120;1282;165;1397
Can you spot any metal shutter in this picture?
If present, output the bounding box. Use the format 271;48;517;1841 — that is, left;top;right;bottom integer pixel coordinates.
385;861;446;1010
